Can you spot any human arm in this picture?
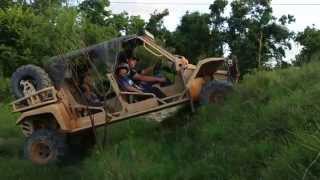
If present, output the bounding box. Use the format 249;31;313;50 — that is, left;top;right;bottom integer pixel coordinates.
140;66;154;75
118;77;143;93
133;73;166;83
124;85;143;93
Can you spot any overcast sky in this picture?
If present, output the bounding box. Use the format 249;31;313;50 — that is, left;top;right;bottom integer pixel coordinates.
109;0;320;61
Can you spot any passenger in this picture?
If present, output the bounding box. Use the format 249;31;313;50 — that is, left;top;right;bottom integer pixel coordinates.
81;68;102;106
117;43;134;66
116;63;143;93
117;50;131;65
116;63;166;98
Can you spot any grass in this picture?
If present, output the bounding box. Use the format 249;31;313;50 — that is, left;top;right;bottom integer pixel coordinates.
0;78;10;102
1;61;320;179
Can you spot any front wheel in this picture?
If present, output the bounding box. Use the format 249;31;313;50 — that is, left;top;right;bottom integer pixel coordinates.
199;80;233;105
24;129;67;165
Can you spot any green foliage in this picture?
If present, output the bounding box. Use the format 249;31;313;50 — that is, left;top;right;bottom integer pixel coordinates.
0;6;45;76
0;0;15;9
165;0;295;74
209;0;228;57
168;8;223;63
0;0;298;79
226;0;295;74
295;26;320;66
79;0;111;26
145;9;171;42
80;18;118;45
169;12;212;63
0;104;19;138
1;59;320;179
0;1;148;79
0;4;118;77
107;12;145;35
127;15;145;35
1;1;320;179
0;78;10;102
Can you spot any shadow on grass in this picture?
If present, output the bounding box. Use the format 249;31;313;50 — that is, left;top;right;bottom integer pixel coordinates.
160;106;195;130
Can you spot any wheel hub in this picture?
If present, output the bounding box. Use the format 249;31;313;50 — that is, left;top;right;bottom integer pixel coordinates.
30;140;53;164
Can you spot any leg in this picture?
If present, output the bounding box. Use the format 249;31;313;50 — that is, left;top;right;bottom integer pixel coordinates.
142;85;166;99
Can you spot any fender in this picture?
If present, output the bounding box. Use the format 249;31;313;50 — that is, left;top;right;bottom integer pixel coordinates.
186;58;226;101
16;103;73;131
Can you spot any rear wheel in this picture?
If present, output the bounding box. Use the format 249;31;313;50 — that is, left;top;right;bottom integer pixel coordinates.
24;129;66;165
200;80;233;105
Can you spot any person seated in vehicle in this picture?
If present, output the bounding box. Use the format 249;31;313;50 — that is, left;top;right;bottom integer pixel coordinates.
117;49;131;65
116;63;166;99
127;56;170;87
117;42;134;66
80;68;103;106
228;55;240;83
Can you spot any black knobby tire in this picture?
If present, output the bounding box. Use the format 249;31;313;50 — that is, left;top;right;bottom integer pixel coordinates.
24;129;67;165
200;80;233;105
68;130;96;150
11;64;52;99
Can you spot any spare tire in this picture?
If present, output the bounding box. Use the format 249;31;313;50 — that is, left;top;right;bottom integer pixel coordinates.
11;65;52;99
200;80;233;105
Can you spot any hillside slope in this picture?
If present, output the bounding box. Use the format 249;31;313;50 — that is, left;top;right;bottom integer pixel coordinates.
1;62;320;180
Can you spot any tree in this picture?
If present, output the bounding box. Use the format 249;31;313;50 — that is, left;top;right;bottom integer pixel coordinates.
0;0;15;10
145;9;170;41
226;0;295;74
0;6;47;76
106;12;145;35
295;26;320;66
209;0;228;56
167;1;228;63
127;15;145;35
169;12;211;63
79;0;111;26
0;4;118;77
30;0;64;10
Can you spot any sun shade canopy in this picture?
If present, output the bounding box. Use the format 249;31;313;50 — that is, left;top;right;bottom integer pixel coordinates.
46;35;138;86
45;32;178;87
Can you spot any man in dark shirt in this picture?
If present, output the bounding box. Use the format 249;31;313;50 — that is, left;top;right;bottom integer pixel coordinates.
127;56;166;85
116;63;166;98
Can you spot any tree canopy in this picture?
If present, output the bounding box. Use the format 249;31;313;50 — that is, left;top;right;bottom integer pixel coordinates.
0;0;317;79
166;0;296;73
294;26;320;66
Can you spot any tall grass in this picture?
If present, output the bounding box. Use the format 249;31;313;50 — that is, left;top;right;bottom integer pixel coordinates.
1;61;320;179
0;78;10;102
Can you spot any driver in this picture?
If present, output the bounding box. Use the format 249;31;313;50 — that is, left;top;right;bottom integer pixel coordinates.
116;63;166;98
127;56;166;86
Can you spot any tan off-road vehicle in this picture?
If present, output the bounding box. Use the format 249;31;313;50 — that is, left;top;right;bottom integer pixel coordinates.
10;31;239;165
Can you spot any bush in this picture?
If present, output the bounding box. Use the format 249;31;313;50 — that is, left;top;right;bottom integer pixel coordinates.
1;61;320;179
0;78;10;102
